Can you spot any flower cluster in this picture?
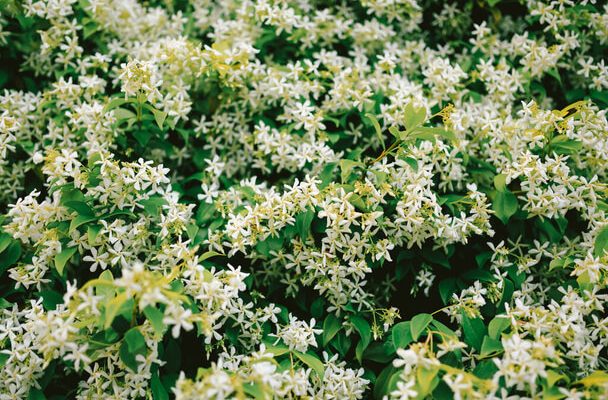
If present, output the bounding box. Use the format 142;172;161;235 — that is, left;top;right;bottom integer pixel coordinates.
0;0;607;399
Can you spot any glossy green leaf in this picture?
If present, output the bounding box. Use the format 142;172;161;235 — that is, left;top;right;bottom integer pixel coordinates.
392;321;413;349
480;335;503;357
410;313;433;341
87;224;102;245
151;371;169;400
322;314;341;346
593;225;608;257
54;247;78;275
493;190;518;224
152;108;167;129
144;305;166;336
293;351;324;378
0;240;21;271
488;316;510;340
350;315;371;363
69;214;97;233
365;113;385;149
339;159;362;183
295;209;315;240
104;292;129;328
403;102;427;131
462;314;486;351
0;232;12;253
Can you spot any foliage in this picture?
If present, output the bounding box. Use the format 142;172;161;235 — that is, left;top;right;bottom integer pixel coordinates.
0;0;607;399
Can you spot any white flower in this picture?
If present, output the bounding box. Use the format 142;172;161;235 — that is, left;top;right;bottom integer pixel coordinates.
272;314;322;353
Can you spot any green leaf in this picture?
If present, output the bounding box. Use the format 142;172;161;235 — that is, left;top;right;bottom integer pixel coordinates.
87;224;102;245
416;366;440;397
93;270;115;298
333;331;352;357
410;313;433;341
186;223;199;241
392;321;413;349
0;240;21;272
488;316;510;340
242;382;266;400
104;96;130;111
549;135;582;155
125;327;146;354
493;190;518;224
70;214;97;233
132;130;151;147
350;315;372;363
373;365;399;400
498;278;515;313
547;370;569;387
493;174;507;192
144;305;166;336
119;341;138;372
0;232;12;253
265;344;290;357
431;320;457;338
388;126;401;138
0;298;11;309
322;314;341;346
363;340;396;363
60;187;86;204
462;314;486;351
576;370;608;387
348;193;367;211
403;157;418;172
39;290;63;310
0;352;9;367
152;108;168;129
114;107;137;122
480;335;503;357
355;339;368;365
83;21;99;39
593;226;608;257
590;90;608;107
63;201;94;216
318;162;337;189
339;159;362;183
87;152;102;168
408;127;455;142
404;102;427;131
365;113;385;150
438;278;458;305
54;247;78;275
255;236;284;257
27;388;45;400
293;351;325;378
311;297;325;319
542;385;567;400
120;327;147;372
104;292;129;328
462;269;496;283
140;196;167;217
547;68;562;85
200;250;224;262
473;360;498;379
295;209;315;240
151;371;169;400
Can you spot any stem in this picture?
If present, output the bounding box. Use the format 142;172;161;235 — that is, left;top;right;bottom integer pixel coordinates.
135;93;144;125
431;304;455;316
370;139;402;165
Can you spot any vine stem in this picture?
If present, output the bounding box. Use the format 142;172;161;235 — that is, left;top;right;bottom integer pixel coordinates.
370;139;402;165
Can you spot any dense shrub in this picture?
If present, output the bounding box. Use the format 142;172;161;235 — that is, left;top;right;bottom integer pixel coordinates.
1;0;608;398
